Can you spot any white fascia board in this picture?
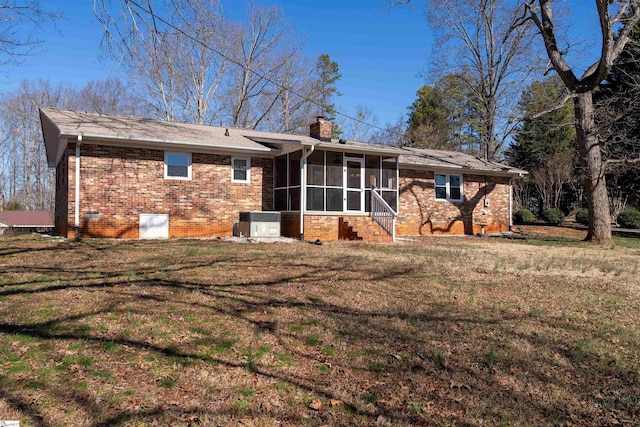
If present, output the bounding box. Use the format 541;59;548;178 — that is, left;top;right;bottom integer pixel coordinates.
309;142;401;156
399;161;524;177
63;133;277;157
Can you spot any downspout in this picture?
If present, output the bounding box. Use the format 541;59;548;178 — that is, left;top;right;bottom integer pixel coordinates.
394;157;399;241
299;144;316;241
509;178;513;230
74;132;82;241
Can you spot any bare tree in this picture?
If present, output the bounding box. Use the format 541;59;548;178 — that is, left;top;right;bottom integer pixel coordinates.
0;1;60;65
259;56;318;133
95;1;326;132
224;5;304;130
95;0;229;124
530;150;575;211
394;0;540;160
0;78;139;210
369;117;407;146
76;77;138;115
0;80;74;210
525;0;640;244
336;105;380;142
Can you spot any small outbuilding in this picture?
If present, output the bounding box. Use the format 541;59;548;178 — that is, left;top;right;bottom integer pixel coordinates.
0;211;54;235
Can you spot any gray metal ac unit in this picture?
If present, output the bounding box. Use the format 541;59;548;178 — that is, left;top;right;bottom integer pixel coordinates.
237;211;281;237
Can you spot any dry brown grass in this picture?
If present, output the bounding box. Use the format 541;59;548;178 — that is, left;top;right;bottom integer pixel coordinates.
0;233;639;426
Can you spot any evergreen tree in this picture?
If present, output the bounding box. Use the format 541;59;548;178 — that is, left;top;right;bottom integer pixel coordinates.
506;77;577;212
315;53;342;136
406;73;482;154
406;84;451;148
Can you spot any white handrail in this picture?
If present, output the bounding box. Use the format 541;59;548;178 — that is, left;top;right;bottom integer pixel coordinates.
371;189;397;241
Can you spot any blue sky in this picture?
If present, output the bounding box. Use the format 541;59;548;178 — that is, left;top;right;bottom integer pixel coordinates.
0;1;602;129
0;1;431;128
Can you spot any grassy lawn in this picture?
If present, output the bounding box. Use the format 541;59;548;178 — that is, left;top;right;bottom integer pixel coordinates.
0;234;639;426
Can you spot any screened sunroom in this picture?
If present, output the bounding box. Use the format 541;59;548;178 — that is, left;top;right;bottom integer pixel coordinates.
273;148;399;214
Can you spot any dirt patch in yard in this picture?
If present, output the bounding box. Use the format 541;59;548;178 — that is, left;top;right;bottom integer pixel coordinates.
0;234;638;426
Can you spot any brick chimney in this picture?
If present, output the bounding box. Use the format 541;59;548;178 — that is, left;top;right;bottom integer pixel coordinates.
309;116;332;142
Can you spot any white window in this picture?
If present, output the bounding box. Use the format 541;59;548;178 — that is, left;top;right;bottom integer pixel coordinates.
435;173;463;201
165;152;191;180
232;157;251;183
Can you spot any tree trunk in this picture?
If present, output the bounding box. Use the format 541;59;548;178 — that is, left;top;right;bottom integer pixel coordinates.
573;92;612;244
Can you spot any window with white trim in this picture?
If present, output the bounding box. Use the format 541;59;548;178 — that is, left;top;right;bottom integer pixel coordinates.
164;152;191;180
232;157;251;183
435;173;463;201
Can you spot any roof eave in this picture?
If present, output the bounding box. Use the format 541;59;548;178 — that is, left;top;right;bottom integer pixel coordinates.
40;109;64;167
399;161;527;177
61;132;277;156
308;141;403;156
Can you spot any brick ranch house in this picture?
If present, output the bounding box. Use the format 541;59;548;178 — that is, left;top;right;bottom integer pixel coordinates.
40;108;526;242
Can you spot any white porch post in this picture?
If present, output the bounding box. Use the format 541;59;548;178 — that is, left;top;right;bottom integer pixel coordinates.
299;145;316;240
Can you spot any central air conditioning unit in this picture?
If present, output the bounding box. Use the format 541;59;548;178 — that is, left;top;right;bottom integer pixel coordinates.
237;211;281;238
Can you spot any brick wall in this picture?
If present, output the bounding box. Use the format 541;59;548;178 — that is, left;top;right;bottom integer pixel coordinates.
65;143;273;238
398;168;511;235
303;215;341;241
280;212;341;241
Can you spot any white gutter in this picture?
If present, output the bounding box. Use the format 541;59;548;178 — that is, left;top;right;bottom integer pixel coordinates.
74;132;82;241
299;144;316;240
59;132;273;153
398;162;526;178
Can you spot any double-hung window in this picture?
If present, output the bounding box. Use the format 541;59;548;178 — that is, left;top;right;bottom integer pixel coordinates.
232;157;251;183
165;152;191;180
435;173;463;202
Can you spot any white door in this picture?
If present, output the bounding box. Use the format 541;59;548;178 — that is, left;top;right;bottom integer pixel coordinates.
139;214;169;239
344;158;364;213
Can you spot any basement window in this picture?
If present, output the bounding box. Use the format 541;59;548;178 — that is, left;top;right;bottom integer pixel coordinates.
232;157;251;183
165;152;191;180
435;173;463;202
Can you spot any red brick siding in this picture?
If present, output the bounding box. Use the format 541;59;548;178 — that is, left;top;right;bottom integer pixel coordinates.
303;215;341;241
280;212;340;241
280;213;392;242
66;143;273;238
398;168;511;235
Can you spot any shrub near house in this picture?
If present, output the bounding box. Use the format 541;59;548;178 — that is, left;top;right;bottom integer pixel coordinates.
617;208;640;229
575;209;589;225
514;208;535;224
543;208;565;225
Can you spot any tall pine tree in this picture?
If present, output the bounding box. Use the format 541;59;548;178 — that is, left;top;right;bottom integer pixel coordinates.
315;53;342;137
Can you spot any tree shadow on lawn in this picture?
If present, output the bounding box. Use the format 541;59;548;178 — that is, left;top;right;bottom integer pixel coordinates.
0;239;637;425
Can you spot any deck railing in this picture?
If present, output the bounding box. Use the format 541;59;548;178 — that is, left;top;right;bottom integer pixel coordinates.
371;189;397;241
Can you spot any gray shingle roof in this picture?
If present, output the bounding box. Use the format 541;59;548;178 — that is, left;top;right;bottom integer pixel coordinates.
41;108;300;152
398;147;527;176
40;108;526;176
